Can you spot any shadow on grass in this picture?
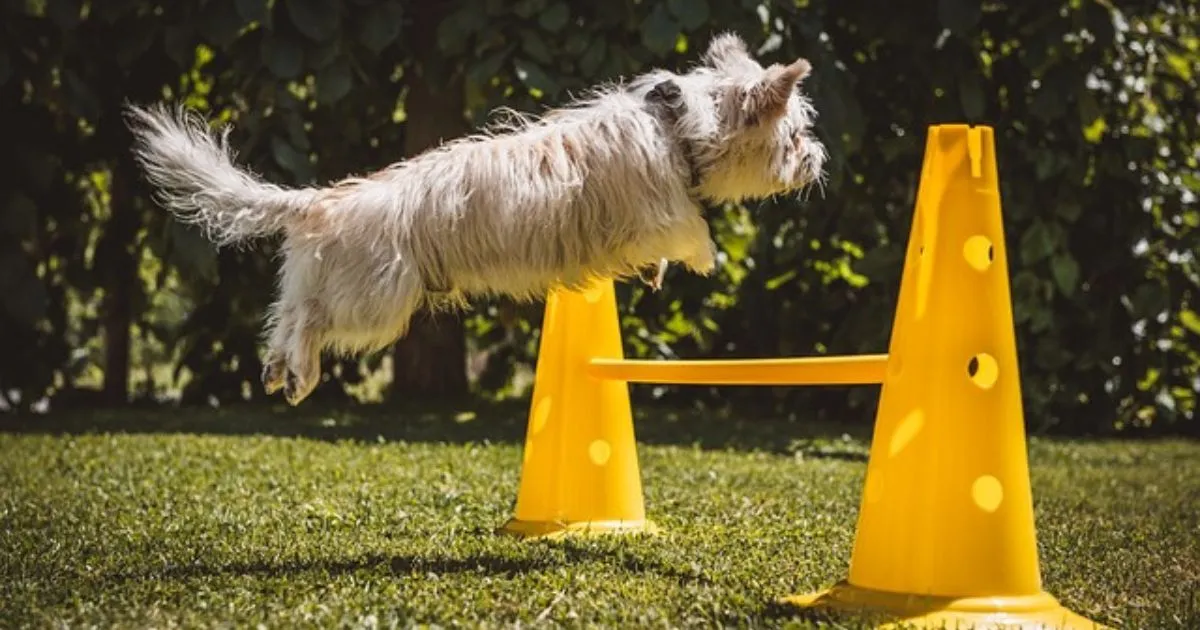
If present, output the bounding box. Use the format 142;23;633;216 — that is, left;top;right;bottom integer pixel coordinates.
99;552;552;584
752;599;897;629
0;395;875;459
94;541;712;587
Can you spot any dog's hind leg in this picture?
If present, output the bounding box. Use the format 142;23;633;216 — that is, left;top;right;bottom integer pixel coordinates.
282;300;328;406
261;301;292;395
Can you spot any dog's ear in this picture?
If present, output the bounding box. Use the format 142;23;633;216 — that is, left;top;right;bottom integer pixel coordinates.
743;58;811;124
703;32;754;72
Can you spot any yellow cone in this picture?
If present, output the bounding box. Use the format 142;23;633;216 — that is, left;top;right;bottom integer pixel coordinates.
498;279;658;539
783;125;1105;628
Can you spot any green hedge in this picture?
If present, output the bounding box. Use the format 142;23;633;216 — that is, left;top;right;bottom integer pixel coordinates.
1;0;1196;435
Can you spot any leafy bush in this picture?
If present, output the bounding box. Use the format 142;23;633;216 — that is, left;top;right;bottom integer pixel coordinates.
1;0;1195;435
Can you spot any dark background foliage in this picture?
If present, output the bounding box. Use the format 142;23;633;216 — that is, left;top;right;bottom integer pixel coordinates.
1;0;1196;436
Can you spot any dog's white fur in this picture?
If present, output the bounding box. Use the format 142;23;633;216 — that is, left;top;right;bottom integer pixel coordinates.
125;33;827;405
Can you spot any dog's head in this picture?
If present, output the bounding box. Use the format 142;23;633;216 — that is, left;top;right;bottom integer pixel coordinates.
641;32;827;203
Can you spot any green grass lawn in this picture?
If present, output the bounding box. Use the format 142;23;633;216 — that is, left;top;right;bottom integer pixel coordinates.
2;402;1197;628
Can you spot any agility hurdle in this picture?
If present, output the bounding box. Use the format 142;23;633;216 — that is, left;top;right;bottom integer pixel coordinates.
497;125;1103;629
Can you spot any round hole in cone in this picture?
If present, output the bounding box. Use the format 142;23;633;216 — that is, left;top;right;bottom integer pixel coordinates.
963;235;994;272
967;353;999;389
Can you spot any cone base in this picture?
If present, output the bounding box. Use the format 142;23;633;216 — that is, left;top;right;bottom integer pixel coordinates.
496;518;660;540
781;581;1108;629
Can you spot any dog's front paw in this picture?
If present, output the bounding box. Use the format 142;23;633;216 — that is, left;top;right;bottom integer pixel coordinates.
637;258;669;291
684;241;719;276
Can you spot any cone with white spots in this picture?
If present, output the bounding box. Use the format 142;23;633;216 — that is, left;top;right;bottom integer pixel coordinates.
783;125;1106;629
498;279;657;539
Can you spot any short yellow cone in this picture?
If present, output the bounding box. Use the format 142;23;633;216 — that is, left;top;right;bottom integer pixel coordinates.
498;279;658;539
783;125;1105;628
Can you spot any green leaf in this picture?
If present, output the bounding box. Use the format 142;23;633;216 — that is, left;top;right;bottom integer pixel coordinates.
1050;254;1080;297
937;0;981;35
667;0;710;31
1056;201;1081;223
163;25;195;65
2;193;37;239
271;135;313;182
765;269;797;291
359;1;402;53
1031;72;1069;121
272;83;304;112
579;38;607;77
235;0;268;23
1077;90;1102;127
116;26;158;68
562;35;589;57
513;58;558;96
1019;219;1057;263
1129;282;1168;320
199;0;244;48
538;2;569;32
284;112;311;151
1164;52;1193;82
640;4;680;57
285;0;340;41
436;7;487;56
0;259;48;327
521;30;553;65
467;45;513;88
1024;38;1050;69
62;70;100;122
1034;151;1060;181
1030;308;1053;333
513;0;546;19
1180;310;1200;336
46;0;82;31
92;0;141;24
316;58;353;105
306;37;340;69
1034;336;1073;370
261;32;304;79
1077;91;1106;143
18;148;55;191
852;243;904;282
167;221;219;284
1180;173;1200;197
958;74;984;121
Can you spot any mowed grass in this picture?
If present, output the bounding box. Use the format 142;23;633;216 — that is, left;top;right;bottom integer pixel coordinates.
1;403;1197;628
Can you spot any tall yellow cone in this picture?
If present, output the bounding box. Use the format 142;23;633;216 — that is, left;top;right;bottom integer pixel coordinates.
783;125;1105;628
498;279;658;539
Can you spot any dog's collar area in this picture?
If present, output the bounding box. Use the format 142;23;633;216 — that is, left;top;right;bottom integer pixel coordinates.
680;138;703;193
679;138;710;209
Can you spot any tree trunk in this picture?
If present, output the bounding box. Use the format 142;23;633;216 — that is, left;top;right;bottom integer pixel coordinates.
100;155;137;405
388;3;469;401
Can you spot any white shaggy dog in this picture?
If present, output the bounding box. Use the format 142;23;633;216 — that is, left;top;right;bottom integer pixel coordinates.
125;32;827;405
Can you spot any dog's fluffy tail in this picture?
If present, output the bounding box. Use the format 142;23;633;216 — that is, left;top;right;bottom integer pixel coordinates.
124;103;320;245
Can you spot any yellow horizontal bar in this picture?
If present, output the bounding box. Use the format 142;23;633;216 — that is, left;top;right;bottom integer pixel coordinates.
587;354;889;386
